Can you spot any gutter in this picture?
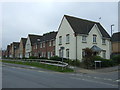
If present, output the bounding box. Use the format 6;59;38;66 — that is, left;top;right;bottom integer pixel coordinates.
75;33;77;61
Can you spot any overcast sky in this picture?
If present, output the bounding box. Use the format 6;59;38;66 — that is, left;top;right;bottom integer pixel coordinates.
1;2;118;49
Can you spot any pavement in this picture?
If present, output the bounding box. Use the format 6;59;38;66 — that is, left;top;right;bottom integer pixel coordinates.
2;62;120;88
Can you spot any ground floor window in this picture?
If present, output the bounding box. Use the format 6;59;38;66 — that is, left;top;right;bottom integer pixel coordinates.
102;50;106;59
82;49;85;58
66;49;69;59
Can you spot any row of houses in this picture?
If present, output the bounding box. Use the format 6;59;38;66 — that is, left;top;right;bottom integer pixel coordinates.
4;15;120;61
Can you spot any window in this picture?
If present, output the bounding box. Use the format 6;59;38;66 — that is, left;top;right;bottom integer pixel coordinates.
40;43;42;48
51;52;53;57
66;49;69;59
53;40;55;46
43;42;45;47
59;36;62;45
102;51;106;59
49;41;51;46
82;49;86;58
59;50;62;57
35;44;37;49
66;34;70;44
102;39;106;44
82;36;87;42
48;52;50;58
93;35;97;43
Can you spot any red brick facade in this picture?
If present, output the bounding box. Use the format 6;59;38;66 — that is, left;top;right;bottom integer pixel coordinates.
32;32;57;58
32;40;55;58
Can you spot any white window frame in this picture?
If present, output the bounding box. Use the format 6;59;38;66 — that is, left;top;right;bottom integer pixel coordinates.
82;36;87;42
102;50;106;59
49;41;51;46
59;36;62;45
53;40;55;46
43;42;45;48
66;34;70;44
102;38;106;44
82;49;86;58
66;49;69;59
40;43;42;48
93;35;97;43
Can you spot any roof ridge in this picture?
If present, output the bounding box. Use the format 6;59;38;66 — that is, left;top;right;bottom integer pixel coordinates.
64;14;99;24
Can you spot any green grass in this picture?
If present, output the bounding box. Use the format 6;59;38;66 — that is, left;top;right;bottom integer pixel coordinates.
2;60;74;72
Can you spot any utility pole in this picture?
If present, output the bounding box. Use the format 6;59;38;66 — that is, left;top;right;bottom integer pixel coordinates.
111;24;115;37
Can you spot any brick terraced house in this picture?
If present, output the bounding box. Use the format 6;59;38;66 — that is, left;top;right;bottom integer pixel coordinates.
32;31;57;58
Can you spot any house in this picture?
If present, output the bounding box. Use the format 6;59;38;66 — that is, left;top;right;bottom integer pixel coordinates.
32;31;57;58
19;38;27;58
56;15;111;61
111;32;120;55
9;43;12;58
25;34;42;58
6;45;10;58
12;42;20;58
9;42;20;58
2;50;6;58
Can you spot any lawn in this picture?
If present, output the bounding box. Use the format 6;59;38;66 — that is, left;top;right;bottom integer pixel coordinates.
2;60;74;72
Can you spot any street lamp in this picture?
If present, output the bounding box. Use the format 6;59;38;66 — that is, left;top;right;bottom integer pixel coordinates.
60;46;64;70
111;24;115;36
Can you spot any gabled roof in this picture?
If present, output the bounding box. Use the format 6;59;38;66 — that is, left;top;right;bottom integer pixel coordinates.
91;45;103;52
28;34;42;45
40;31;57;42
111;32;120;42
21;38;27;48
12;42;20;49
64;15;110;38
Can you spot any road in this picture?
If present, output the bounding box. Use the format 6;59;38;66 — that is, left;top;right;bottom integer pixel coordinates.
2;63;119;88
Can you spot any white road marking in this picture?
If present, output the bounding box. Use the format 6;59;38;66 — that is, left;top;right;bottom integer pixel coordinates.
70;77;118;87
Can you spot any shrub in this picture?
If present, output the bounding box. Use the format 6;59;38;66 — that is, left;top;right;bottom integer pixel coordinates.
112;55;120;64
49;56;62;61
39;57;48;59
92;56;115;67
29;56;38;59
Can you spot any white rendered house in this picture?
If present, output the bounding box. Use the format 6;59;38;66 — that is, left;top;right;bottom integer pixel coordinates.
25;34;41;58
55;15;111;61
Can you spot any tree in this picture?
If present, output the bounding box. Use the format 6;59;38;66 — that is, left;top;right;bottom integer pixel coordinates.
82;48;94;69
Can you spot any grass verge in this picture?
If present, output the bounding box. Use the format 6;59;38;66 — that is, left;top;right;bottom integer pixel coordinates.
2;60;74;72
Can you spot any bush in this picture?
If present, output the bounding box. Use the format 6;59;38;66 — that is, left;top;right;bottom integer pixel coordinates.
49;56;62;61
39;57;48;59
111;55;120;64
29;56;38;59
92;56;115;67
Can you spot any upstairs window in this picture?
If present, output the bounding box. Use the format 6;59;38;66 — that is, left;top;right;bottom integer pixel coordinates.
35;44;37;49
40;43;42;48
43;42;45;48
93;35;97;43
102;38;106;44
66;34;70;44
49;41;51;46
82;36;87;42
53;40;55;46
59;36;62;45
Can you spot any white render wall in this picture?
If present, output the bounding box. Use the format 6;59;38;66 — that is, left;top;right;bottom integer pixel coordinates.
25;36;32;58
55;17;76;60
77;24;111;61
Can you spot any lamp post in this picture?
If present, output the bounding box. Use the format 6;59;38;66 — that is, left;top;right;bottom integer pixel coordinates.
60;46;64;70
111;24;115;36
